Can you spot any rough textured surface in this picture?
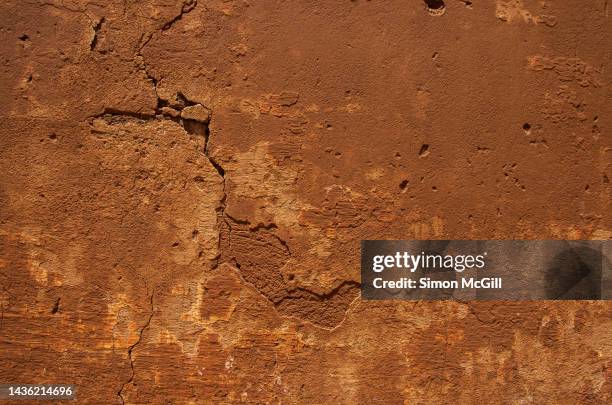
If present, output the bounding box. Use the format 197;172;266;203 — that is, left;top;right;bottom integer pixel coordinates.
0;0;610;403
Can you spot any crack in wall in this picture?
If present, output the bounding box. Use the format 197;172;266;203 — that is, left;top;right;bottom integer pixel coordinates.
90;99;357;329
92;0;233;274
89;0;358;332
218;218;359;328
118;290;155;405
162;0;197;31
222;214;291;256
91;95;228;263
276;280;360;304
89;17;104;51
133;0;199;103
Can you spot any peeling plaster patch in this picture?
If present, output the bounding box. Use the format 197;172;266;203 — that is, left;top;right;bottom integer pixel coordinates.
225;141;309;228
365;167;385;181
496;0;557;26
528;56;603;87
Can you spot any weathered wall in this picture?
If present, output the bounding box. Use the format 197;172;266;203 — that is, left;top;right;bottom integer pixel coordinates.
0;0;610;403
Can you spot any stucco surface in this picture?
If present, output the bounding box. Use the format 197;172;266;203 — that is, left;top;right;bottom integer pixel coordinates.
0;0;610;403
